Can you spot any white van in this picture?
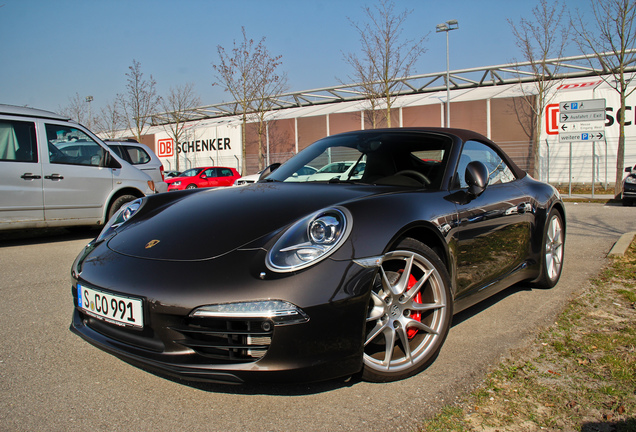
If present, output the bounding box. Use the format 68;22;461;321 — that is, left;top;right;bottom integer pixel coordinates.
0;104;155;230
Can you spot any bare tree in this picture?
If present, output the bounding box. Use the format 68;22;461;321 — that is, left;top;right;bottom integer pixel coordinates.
93;100;126;140
119;59;161;143
159;83;201;171
59;93;88;124
571;0;636;196
251;57;288;170
508;0;570;179
213;27;287;172
343;0;427;128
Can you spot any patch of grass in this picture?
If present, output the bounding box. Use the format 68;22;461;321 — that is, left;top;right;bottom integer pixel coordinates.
418;239;636;431
618;288;636;303
420;406;467;432
554;183;614;195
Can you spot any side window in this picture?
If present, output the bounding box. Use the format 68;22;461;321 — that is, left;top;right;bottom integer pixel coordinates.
108;145;131;163
455;140;516;188
45;124;105;167
204;168;215;177
0;120;37;162
220;168;233;177
125;146;150;165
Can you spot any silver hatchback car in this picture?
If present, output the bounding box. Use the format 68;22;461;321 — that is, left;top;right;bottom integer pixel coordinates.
106;140;168;193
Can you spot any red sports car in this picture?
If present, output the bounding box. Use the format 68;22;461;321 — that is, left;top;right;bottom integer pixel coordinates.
165;166;240;191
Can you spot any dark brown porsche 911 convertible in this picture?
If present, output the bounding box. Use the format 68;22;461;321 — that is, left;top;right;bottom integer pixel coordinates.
70;128;565;384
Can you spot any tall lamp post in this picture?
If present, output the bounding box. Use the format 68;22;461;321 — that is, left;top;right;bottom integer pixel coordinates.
436;19;458;127
85;95;94;129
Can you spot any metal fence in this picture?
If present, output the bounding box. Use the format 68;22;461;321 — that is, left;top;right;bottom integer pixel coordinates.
497;141;533;174
495;138;635;189
161;153;243;173
541;136;636;187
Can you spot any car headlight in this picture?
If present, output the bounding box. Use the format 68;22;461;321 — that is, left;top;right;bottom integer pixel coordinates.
172;181;182;186
266;207;352;272
95;198;144;242
626;176;636;184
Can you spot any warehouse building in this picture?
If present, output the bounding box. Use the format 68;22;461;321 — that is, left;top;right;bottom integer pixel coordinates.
121;54;636;187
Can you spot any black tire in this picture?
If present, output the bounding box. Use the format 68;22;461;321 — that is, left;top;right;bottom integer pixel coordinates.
186;184;198;189
362;238;453;382
532;209;565;288
107;194;137;221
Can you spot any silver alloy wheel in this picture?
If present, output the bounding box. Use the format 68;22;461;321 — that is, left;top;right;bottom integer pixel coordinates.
364;249;449;374
544;214;564;281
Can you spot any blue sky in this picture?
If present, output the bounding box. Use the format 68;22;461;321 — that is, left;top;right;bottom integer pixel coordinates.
0;0;593;114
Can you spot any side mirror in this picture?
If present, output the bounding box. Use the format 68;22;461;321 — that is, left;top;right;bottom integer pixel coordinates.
626;166;633;173
200;174;207;179
465;161;489;197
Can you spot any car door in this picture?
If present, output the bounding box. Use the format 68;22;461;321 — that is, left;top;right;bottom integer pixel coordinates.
40;122;114;221
199;168;216;187
0;118;44;224
214;168;236;186
452;140;533;300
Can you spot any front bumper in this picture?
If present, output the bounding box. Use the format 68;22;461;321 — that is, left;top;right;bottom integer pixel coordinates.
622;179;636;199
70;243;376;384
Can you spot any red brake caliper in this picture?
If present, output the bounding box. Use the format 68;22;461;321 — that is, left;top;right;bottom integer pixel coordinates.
401;271;422;339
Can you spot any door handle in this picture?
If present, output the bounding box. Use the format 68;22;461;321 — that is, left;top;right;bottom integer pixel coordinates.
20;173;42;180
44;174;64;181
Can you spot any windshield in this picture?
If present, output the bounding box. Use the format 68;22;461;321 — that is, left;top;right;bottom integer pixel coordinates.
180;168;203;177
266;131;452;189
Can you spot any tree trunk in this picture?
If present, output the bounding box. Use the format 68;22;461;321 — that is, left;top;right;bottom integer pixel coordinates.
615;105;626;198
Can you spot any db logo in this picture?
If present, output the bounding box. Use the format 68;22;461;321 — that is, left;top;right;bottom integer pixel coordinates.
545;104;560;135
157;138;174;157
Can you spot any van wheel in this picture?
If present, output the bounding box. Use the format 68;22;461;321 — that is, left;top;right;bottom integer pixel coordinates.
107;195;137;220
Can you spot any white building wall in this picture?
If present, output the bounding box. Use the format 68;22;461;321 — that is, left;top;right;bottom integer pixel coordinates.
104;75;636;185
539;77;636;185
151;121;242;172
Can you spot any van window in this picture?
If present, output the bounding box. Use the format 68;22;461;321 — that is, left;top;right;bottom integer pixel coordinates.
107;145;131;163
0;120;37;162
45;124;105;167
109;144;151;165
124;146;151;164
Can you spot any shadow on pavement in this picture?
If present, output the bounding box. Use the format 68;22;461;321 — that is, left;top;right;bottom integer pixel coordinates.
0;227;98;247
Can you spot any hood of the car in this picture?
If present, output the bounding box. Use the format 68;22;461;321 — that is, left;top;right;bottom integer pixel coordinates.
107;182;387;261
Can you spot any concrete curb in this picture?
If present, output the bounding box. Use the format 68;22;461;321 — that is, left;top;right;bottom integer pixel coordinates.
608;231;636;257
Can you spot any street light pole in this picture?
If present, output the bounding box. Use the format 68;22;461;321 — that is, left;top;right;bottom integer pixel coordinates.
436;20;459;128
85;95;94;129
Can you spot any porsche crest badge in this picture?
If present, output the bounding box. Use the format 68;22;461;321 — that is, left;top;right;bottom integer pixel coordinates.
145;239;161;249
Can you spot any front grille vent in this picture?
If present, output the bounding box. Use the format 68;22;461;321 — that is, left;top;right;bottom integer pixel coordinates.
170;318;272;363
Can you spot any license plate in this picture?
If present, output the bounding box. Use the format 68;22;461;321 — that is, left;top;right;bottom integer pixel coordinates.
77;284;143;328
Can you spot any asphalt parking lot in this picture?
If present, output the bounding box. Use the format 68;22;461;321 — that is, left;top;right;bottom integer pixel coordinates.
0;202;634;432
